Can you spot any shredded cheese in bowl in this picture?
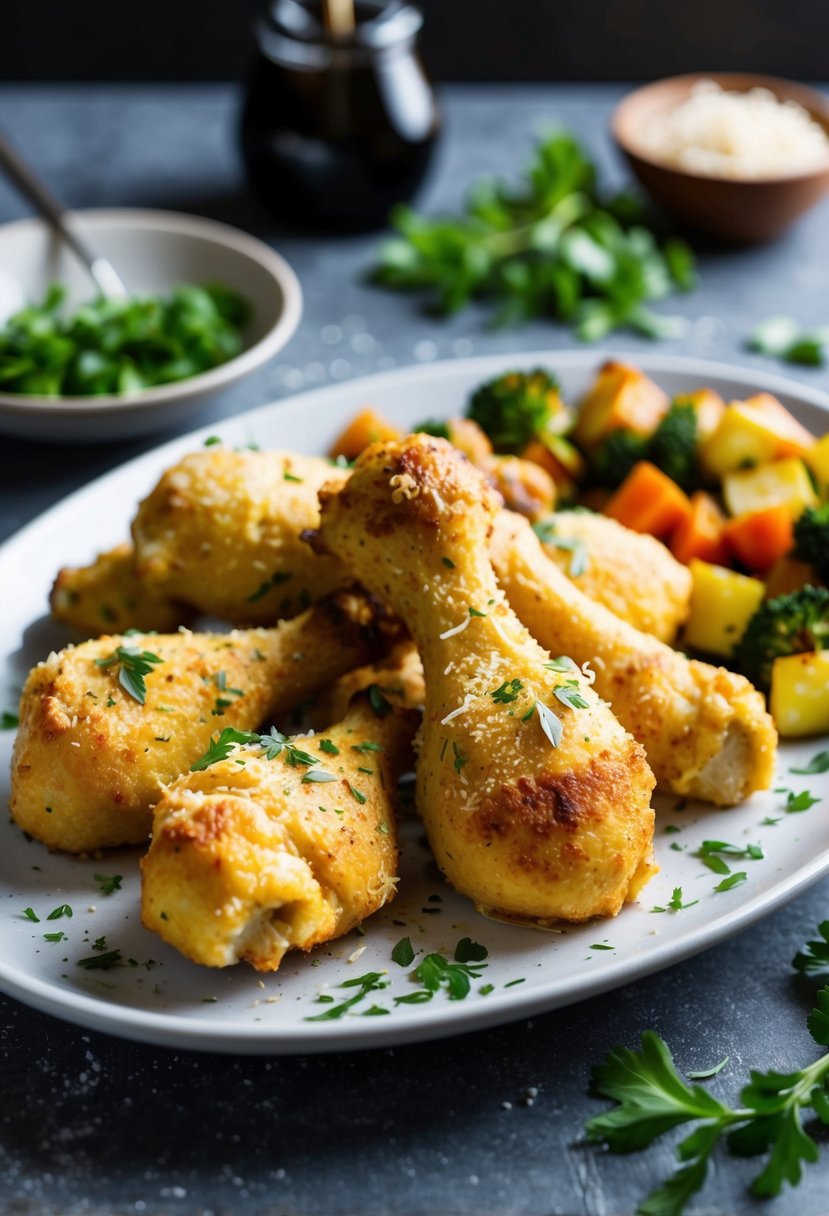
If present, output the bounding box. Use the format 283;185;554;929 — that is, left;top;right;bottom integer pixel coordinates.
640;80;829;180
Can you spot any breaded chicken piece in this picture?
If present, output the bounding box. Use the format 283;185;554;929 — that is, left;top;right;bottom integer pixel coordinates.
309;640;425;729
131;448;350;624
50;542;192;637
491;512;777;806
142;692;419;971
314;435;656;925
11;593;383;853
539;512;692;642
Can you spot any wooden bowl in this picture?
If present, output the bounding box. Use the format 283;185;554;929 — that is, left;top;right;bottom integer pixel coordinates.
612;73;829;243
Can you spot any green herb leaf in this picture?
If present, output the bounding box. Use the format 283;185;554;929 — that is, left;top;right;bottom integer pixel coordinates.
1;710;19;729
790;751;829;775
392;937;415;967
793;921;829;976
94;873;122;896
95;644;163;705
536;700;563;748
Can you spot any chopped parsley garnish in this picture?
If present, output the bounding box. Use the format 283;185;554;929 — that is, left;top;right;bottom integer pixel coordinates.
553;679;590;710
686;1056;730;1081
468;605;487;618
77;949;123;971
790;751;829;776
491;679;523;704
452;742;468;774
543;656;578;673
302;770;336;784
94;873;123;896
367;685;393;717
536;700;563;749
246;571;292;603
43;931;66;943
1;710;19;729
348;784;367;804
210;671;245;716
652;887;698;913
454;937;488;963
695;840;763;876
392;937;415;967
283;470;303;483
191;726;321;772
319;739;340;755
305;972;388;1021
47;904;73;920
777;788;820;813
713;872;748;892
203;435;222;446
351;741;384;753
21;907;39;922
414;951;487;1000
442;556;455;569
94;644;163;705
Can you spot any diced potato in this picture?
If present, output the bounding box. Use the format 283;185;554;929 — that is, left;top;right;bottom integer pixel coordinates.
805;433;829;497
522;436;585;498
573;360;669;449
723;458;818;520
770;650;829;736
765;556;818;599
679;388;726;445
684;559;765;657
702;398;816;478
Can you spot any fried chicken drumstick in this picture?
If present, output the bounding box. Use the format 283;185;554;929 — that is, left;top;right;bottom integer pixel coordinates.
142;689;419;971
490;512;777;806
314;435;657;924
11;592;385;853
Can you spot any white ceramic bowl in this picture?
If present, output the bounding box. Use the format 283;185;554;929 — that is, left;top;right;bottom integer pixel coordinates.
0;209;302;442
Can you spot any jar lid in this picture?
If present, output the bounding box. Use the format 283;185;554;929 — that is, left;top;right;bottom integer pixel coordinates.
263;0;422;51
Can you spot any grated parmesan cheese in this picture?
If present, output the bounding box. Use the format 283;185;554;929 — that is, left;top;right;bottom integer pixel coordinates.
640;80;829;180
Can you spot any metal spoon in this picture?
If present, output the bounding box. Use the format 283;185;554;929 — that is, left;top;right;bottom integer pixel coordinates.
0;131;129;299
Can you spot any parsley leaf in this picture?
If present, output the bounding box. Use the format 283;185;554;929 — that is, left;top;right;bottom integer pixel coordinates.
793;921;829;976
1;710;19;729
94;644;163;705
94;873;122;896
392;937;415;967
553;680;590;710
536;700;563;749
491;679;523;704
790;751;829;776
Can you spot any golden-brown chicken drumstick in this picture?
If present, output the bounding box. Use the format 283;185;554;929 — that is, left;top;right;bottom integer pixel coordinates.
538;512;692;642
490;512;777;806
11;592;384;853
142;690;419;971
50;541;193;636
314;435;657;924
131;447;350;624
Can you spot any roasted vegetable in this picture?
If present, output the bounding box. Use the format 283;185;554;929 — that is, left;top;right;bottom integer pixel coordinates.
793;503;829;584
589;399;698;490
684;560;765;658
467;368;565;453
734;585;829;692
770;650;829;736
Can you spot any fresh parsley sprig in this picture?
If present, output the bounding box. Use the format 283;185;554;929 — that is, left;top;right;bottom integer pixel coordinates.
371;131;695;340
793;921;829;976
94;644;163;705
190;725;331;776
587;992;829;1215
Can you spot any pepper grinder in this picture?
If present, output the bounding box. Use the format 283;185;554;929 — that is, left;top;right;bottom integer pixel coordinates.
240;0;440;232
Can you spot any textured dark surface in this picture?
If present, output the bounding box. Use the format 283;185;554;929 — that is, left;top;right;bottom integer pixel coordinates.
1;84;829;1216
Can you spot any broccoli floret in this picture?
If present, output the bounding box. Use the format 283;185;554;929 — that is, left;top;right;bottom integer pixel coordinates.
734;585;829;691
648;400;698;490
590;429;648;488
467;369;561;453
793;503;829;584
412;418;451;440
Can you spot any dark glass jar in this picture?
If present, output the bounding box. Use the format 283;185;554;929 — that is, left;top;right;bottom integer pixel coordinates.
240;0;440;232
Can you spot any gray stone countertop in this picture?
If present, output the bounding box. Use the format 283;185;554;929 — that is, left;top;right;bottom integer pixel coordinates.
0;84;828;1216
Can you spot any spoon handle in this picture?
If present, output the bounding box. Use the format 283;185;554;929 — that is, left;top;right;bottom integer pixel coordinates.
0;131;128;299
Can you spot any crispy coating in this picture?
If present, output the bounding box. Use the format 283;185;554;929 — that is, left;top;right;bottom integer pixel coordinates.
50;542;192;637
315;435;656;924
309;640;425;729
491;512;778;806
540;513;692;642
11;593;382;853
142;695;419;971
131;448;350;623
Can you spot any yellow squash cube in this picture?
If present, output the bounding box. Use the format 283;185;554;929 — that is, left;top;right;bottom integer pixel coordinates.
722;458;818;520
684;559;765;657
679;387;726;445
805;433;829;497
702;398;816;478
770;650;829;736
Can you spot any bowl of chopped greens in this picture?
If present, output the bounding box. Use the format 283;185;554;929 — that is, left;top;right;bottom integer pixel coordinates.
0;209;302;441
